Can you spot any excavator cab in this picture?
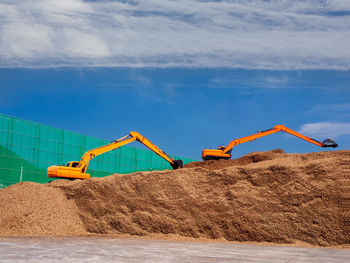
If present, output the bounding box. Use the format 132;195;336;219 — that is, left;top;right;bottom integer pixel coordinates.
202;149;231;160
66;161;80;167
47;163;90;180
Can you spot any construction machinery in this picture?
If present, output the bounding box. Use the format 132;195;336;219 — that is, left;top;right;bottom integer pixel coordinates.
202;124;338;160
47;131;183;180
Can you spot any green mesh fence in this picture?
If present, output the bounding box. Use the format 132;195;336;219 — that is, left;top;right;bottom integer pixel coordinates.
0;113;196;188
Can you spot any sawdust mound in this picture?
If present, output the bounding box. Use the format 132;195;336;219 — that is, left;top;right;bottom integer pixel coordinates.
0;150;349;247
0;182;87;236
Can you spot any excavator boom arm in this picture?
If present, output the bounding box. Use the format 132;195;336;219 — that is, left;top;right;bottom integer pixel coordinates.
129;132;183;169
223;128;279;153
77;131;182;172
274;125;323;147
129;131;175;164
78;136;137;171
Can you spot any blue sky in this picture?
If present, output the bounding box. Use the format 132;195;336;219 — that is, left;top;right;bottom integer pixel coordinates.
1;0;349;160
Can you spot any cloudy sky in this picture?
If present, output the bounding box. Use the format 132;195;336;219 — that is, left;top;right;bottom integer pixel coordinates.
1;0;350;69
1;0;349;159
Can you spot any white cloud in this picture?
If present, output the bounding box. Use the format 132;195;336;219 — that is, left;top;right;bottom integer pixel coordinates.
299;122;350;138
0;0;349;69
62;29;110;58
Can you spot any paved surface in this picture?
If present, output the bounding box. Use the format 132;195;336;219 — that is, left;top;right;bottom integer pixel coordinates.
0;237;349;262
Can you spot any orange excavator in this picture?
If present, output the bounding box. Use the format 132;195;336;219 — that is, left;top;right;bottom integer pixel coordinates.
202;124;338;160
47;131;183;180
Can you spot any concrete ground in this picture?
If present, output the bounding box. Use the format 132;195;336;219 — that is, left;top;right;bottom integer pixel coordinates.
0;237;349;263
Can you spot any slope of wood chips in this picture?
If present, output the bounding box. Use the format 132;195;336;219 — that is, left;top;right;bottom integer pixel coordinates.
1;150;349;247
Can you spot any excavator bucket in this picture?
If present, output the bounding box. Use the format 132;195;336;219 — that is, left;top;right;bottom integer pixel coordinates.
322;139;338;148
170;159;184;169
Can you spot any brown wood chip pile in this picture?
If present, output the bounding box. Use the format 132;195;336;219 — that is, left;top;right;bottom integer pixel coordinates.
1;150;349;247
0;182;87;236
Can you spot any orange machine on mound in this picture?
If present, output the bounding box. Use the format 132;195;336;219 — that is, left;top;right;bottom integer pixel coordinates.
202;124;338;160
48;131;183;180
